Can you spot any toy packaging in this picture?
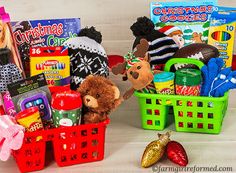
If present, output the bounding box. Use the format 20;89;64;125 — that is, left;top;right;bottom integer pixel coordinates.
2;91;16;116
208;7;236;67
11;18;81;77
150;0;217;46
30;46;70;86
7;74;52;127
0;7;24;76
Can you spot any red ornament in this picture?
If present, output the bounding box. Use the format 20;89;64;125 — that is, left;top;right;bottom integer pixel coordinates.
166;141;188;166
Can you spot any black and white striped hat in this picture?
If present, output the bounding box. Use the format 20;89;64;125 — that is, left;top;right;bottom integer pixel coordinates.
130;17;179;68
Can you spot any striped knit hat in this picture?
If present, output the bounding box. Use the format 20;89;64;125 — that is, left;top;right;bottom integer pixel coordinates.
124;52;144;70
130;17;179;68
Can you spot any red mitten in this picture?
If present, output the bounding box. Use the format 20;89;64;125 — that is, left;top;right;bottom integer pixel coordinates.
166;141;188;166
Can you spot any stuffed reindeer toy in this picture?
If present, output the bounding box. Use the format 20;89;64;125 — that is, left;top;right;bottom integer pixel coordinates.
112;39;160;100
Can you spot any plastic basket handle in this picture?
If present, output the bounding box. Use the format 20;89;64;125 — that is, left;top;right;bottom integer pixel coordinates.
164;58;205;72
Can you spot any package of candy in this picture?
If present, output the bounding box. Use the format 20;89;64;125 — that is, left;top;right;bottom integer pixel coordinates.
11;18;81;77
150;0;217;47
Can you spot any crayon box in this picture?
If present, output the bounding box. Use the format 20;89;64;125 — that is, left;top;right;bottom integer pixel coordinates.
208;7;236;67
30;47;70;86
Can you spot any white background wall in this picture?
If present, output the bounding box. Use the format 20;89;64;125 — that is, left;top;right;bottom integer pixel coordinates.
1;0;236;56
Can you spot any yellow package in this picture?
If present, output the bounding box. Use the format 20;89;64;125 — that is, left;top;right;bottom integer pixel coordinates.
30;46;70;86
208;8;236;67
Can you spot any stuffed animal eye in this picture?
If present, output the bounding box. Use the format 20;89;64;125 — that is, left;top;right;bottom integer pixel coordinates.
96;94;100;98
137;66;141;70
130;71;133;75
86;89;89;94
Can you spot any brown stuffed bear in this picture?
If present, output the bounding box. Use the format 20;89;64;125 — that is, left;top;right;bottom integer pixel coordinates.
78;75;121;124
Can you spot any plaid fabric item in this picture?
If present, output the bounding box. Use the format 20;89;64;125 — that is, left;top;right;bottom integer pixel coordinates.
0;64;23;92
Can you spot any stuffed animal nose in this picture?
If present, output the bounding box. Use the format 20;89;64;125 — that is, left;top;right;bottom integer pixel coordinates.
132;72;139;79
86;98;90;103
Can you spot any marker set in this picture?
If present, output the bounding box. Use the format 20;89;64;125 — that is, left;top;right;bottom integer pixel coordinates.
208;7;236;67
36;62;66;70
211;31;231;42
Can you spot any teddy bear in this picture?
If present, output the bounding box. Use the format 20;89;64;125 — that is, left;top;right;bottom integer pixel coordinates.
77;75;121;124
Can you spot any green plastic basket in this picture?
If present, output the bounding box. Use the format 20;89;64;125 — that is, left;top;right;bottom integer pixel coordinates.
134;58;229;134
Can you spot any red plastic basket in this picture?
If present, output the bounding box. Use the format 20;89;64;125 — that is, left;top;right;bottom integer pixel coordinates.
12;120;109;173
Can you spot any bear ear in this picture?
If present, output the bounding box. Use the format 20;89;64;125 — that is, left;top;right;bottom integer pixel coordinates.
112;86;120;99
86;75;94;79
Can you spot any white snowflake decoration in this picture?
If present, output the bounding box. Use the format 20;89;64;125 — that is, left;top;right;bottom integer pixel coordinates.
73;76;84;85
75;55;93;74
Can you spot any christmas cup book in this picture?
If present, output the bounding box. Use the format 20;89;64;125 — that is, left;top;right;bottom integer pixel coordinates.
150;0;217;47
11;18;81;77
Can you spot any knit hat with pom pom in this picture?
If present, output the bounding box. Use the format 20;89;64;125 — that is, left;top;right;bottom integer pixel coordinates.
130;16;179;67
64;27;109;90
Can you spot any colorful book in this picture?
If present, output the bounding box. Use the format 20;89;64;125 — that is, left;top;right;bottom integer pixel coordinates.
11;18;80;77
150;0;217;47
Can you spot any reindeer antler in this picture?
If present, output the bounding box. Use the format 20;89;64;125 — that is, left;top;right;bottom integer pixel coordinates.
133;39;149;58
111;61;127;75
111;39;149;75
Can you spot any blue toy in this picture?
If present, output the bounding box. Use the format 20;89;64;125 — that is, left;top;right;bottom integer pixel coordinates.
201;58;236;97
214;71;236;97
201;58;224;96
209;67;231;97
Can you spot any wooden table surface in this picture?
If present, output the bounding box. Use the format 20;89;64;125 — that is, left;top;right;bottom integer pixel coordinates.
1;0;236;172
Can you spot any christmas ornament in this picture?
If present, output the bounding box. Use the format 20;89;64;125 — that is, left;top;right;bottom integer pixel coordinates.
166;141;188;166
141;132;170;168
